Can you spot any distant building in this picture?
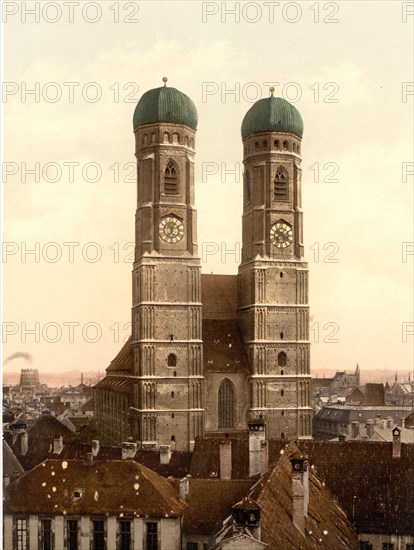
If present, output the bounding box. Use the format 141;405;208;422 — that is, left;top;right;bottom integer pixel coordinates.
19;368;40;389
313;404;412;440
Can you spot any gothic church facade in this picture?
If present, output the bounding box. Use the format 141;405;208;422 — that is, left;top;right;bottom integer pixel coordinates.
95;81;312;450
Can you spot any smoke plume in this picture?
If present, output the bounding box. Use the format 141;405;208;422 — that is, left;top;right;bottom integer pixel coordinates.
3;352;33;366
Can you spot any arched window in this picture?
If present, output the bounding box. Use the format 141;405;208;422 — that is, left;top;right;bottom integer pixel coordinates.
164;160;179;195
274;140;280;150
281;389;284;397
244;171;251;202
143;134;148;145
283;140;289;151
167;354;177;367
274;166;288;201
263;140;268;149
278;351;287;367
293;143;296;153
218;379;235;429
255;141;259;151
172;132;179;144
184;136;189;147
163;132;170;143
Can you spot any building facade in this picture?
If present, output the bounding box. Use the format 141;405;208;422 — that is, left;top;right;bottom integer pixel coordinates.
95;81;312;449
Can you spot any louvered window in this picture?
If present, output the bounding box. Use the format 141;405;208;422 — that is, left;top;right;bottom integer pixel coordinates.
164;161;179;195
274;167;288;201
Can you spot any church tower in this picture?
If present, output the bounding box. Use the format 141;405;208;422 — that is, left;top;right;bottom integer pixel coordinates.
131;79;204;451
238;89;312;439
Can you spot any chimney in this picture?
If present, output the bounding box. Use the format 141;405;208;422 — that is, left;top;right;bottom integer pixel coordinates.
179;475;190;501
260;440;269;475
121;442;138;460
351;421;360;439
392;427;401;458
91;440;100;457
53;435;63;455
220;441;232;480
366;420;374;438
84;452;93;465
398;417;405;428
21;432;28;456
290;456;309;535
386;417;393;429
338;433;346;441
160;445;171;465
248;419;266;477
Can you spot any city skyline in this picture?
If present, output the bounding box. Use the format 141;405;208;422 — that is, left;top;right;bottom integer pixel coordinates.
3;1;413;375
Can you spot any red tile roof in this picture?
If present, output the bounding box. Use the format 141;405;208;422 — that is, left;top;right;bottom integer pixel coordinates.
105;337;133;373
183;479;253;533
298;440;414;536
6;458;186;517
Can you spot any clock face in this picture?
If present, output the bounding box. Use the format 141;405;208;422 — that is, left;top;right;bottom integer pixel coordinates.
270;222;293;248
159;216;184;244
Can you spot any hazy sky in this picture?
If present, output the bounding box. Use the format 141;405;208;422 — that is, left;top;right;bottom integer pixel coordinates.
2;1;413;379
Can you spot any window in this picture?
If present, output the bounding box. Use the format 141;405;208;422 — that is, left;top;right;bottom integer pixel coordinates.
92;520;105;550
167;354;177;367
283;140;289;151
406;546;414;550
164;160;179;195
67;520;78;550
218;379;235;429
119;520;132;550
244;171;251;201
281;389;284;397
15;518;28;550
278;351;287;367
274;166;288;201
187;544;198;550
274;139;280;150
382;545;394;550
163;132;170;143
359;543;372;550
40;519;53;550
146;522;158;550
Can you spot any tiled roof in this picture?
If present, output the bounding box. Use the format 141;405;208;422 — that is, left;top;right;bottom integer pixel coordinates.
5;458;186;517
8;413;75;471
2;441;25;478
248;441;359;549
203;319;249;373
298;440;414;536
106;336;133;373
183;479;253;533
364;383;385;406
190;434;285;479
56;440;193;479
81;396;94;411
311;378;333;389
94;376;132;394
201;274;238;320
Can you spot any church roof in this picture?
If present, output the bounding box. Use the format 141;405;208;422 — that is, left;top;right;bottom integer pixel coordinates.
133;83;198;130
106;336;133;373
94;376;132;395
201;274;238;319
241;95;303;139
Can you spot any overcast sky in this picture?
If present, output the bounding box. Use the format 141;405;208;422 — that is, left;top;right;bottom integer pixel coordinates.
3;1;413;379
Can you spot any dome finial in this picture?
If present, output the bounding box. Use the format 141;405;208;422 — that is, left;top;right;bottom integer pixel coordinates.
270;86;275;97
162;76;168;87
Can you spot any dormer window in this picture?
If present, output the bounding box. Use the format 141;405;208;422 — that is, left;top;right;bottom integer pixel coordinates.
164;160;179;195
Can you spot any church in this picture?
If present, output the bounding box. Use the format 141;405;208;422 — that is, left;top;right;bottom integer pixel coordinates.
95;79;312;450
